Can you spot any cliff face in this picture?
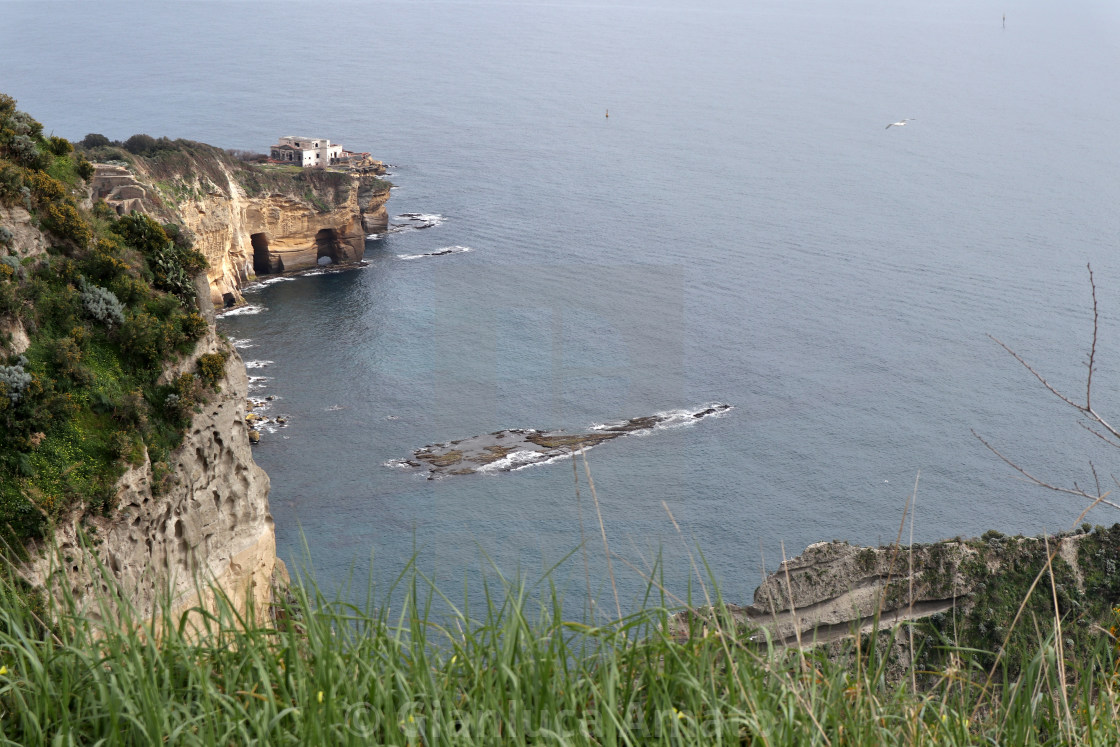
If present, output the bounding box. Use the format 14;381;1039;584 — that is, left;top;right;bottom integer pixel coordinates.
0;205;41;357
3;166;280;626
21;276;279;626
90;144;390;308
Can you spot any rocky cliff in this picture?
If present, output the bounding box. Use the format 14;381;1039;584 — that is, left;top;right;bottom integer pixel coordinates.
1;110;286;629
674;525;1120;675
22;311;279;627
88;142;390;308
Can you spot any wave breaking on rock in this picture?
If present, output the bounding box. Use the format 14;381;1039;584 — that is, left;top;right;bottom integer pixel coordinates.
393;403;732;479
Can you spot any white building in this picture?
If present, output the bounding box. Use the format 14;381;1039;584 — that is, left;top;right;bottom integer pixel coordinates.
270;136;344;167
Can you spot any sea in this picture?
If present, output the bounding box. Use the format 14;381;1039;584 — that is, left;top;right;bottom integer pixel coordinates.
3;0;1120;612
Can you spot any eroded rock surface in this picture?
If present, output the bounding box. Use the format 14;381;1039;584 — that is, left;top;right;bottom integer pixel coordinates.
673;526;1120;650
396;404;732;478
22;316;279;630
89;145;390;308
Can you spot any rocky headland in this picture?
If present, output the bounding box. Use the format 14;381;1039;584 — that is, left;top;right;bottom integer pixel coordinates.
88;141;391;308
672;524;1120;680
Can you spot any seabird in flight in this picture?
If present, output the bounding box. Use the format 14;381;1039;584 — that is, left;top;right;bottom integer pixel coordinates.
885;119;914;129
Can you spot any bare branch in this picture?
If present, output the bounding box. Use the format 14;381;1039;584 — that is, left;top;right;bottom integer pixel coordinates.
988;334;1083;411
979;265;1120;522
971;430;1120;512
1083;406;1120;442
1078;422;1120;451
1086;263;1099;411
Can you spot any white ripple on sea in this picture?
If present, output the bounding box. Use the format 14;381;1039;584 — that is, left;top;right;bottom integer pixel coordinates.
397;246;472;260
241;277;295;293
229;337;256;349
477;448;595;474
385;212;445;234
217;304;266;316
589;402;734;437
244;360;274;369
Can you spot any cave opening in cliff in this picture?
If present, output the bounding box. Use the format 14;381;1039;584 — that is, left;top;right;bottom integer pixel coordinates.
315;228;342;265
251;233;271;275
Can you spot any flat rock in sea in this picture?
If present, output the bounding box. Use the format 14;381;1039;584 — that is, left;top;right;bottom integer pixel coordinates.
395;404;732;479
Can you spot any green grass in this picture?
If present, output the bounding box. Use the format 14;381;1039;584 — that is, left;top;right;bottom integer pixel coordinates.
1;550;1119;746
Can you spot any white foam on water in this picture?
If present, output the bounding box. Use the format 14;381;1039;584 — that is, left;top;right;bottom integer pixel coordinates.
384;459;417;470
241;276;295;293
325;404;345;412
397;246;472;260
218;304;266;317
476;450;551;473
388;212;446;234
229;338;256;349
590;403;734;437
367;233;382;240
244;360;274;369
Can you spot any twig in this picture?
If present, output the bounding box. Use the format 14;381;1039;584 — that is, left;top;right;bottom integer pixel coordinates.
570;447;593;620
581;449;621;623
972;430;1120;512
908;470;919;694
1086;263;1098;412
969;544;1063;723
780;541;805;658
1043;535;1074;739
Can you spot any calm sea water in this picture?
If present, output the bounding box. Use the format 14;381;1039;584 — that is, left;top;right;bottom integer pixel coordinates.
4;0;1120;609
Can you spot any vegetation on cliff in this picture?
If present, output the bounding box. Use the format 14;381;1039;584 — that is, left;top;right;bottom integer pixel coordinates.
0;95;220;547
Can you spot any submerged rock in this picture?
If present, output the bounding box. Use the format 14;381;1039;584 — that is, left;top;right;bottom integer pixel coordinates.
399;404;732;479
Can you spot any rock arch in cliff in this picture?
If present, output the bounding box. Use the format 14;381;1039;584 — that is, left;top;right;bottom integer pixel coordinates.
251;233;273;275
315;228;343;265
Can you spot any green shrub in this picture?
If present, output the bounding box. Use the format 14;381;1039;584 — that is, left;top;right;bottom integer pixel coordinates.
78;280;125;329
75;154;95;182
41;202;91;248
179;310;208;341
79;133;111;149
0;276;18;317
122;133;157;155
4;134;47;170
46;135;72;157
119;311;177;370
46;337;91;388
111;213;206;301
0;164;26;206
91;200;116;221
28;170;66;202
80;237;132;286
196;351;228;389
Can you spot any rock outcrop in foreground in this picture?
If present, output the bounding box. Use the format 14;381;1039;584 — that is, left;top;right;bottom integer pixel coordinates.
89;143;390;308
674;525;1120;663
